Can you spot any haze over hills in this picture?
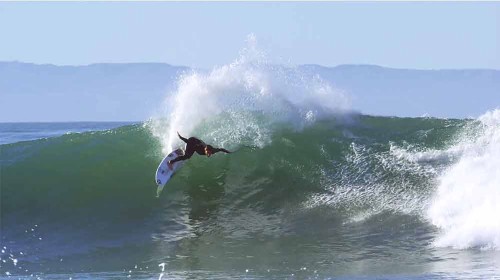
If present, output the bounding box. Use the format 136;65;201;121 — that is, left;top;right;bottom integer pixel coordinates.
0;62;189;122
300;64;500;118
1;61;499;122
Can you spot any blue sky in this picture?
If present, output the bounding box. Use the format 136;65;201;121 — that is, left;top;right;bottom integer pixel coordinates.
0;2;498;69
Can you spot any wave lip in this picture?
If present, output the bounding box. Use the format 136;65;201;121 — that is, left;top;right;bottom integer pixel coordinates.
427;109;500;250
148;36;351;154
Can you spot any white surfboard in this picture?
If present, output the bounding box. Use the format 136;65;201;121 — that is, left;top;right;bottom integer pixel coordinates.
155;148;185;197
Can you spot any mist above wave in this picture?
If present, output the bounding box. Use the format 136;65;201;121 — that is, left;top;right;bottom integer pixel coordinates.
148;35;351;154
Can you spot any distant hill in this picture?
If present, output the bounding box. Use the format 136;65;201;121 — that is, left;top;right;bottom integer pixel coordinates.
0;62;189;122
1;62;499;121
299;64;500;118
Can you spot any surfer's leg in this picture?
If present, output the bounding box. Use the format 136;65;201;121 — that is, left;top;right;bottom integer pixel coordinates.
168;148;194;169
170;154;190;164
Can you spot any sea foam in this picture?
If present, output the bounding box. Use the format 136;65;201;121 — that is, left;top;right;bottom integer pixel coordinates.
427;109;500;250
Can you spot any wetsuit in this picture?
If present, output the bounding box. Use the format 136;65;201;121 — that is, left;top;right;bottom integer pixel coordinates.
169;134;230;164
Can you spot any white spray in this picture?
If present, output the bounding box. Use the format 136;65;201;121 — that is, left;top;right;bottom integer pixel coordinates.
427;109;500;250
149;35;350;154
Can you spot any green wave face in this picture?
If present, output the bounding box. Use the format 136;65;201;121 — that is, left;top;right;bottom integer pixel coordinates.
0;115;475;275
1;116;464;226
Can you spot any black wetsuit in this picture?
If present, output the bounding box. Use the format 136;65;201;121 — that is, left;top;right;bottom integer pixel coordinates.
169;134;230;164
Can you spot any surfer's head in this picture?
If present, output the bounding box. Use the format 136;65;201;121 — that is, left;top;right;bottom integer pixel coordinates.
205;145;214;157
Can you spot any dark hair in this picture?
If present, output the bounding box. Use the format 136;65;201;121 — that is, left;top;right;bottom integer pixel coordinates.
206;145;214;152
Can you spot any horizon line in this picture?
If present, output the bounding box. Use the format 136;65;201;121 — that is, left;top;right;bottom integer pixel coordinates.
2;60;499;72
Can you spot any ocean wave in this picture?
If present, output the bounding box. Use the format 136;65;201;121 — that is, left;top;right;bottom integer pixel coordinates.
2;111;492;275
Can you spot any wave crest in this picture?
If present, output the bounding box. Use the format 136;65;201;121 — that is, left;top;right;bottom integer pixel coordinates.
148;36;351;153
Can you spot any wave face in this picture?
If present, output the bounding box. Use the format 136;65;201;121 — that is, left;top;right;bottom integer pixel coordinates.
3;109;500;277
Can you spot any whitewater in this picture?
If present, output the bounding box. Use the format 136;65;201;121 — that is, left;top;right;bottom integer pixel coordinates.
148;36;351;154
1;41;500;279
427;110;500;250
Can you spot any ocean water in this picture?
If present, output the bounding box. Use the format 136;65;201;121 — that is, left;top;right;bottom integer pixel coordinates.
0;122;136;145
2;46;500;279
2;113;500;280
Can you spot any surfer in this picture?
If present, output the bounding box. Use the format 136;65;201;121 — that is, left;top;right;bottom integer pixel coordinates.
167;132;231;170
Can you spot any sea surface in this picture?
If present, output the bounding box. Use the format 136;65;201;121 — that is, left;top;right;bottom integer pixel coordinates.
1;113;500;279
0;122;136;145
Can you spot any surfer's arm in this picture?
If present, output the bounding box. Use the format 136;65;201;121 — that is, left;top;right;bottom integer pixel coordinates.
177;132;189;143
214;147;231;154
